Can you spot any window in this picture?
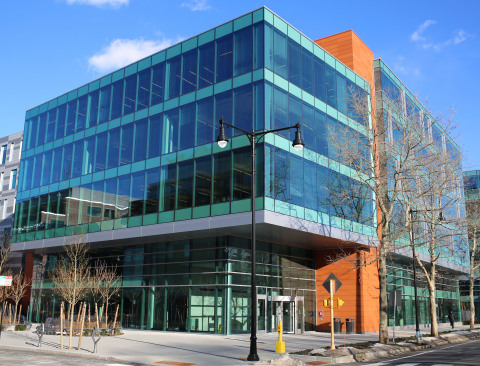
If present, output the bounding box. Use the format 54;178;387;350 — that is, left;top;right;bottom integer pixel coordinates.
2;200;7;220
0;172;3;191
1;145;6;164
9;142;14;162
87;206;102;217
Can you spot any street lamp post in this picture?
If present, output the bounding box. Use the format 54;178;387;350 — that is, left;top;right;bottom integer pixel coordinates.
408;208;445;343
217;118;304;361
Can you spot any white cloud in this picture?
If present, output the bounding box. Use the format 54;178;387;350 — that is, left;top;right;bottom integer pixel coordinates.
65;0;129;8
392;56;422;78
411;20;436;42
181;0;210;11
411;20;470;51
88;38;176;73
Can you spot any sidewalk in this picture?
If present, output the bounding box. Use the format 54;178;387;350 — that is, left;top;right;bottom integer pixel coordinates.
0;322;476;365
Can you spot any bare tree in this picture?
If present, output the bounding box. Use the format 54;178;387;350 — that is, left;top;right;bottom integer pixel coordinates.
8;271;31;324
51;235;90;349
328;84;461;343
0;243;10;276
94;261;120;328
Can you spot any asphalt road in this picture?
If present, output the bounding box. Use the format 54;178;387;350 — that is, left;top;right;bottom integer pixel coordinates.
358;339;480;366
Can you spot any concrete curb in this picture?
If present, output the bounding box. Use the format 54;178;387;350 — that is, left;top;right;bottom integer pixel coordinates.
289;330;480;364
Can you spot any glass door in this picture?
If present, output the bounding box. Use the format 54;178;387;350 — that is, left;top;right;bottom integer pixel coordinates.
282;301;294;333
257;296;266;332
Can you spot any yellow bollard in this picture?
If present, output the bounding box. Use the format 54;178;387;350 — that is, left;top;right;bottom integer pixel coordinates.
275;320;286;353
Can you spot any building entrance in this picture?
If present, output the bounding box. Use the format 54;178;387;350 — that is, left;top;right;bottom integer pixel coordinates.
258;295;304;334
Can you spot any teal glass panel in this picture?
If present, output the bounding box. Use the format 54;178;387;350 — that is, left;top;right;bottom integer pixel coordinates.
233;84;252;136
145;168;160;214
94;131;107;172
98;85;111;123
166;56;181;100
111;79;124;120
133;119;148;162
120;123;134;165
148;113;162;158
177;160;194;209
195;155;212;206
161;164;176;212
273;29;287;78
124;74;137;115
179;103;195;150
163;109;178;154
130;171;146;216
55;104;67;140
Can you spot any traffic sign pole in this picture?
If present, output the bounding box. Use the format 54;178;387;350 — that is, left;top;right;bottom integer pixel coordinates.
330;279;335;350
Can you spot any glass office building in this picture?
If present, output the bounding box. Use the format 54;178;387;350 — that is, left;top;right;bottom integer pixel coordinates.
12;7;376;334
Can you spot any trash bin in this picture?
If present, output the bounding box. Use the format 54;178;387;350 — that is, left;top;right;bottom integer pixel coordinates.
334;318;342;333
346;318;355;334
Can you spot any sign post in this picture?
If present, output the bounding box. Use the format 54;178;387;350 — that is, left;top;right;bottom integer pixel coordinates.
330;279;335;350
0;276;12;340
389;290;402;343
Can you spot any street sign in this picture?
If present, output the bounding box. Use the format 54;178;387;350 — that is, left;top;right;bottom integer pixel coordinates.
323;273;342;294
388;290;402;307
0;276;12;287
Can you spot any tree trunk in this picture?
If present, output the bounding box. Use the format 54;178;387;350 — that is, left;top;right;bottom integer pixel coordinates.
428;277;438;337
77;303;86;350
378;245;389;344
60;302;64;350
68;303;74;349
104;300;109;328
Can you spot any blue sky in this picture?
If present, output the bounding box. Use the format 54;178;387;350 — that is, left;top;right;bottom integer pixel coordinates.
1;0;479;168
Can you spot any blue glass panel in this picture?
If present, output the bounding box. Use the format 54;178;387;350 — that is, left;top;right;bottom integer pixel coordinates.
301;47;314;95
134;119;148;162
196;97;213;146
94;131;107;172
336;73;347;115
233;147;251;200
28;116;38;149
274;148;289;201
72;140;84;178
273;29;287;78
380;70;400;101
32;154;43;188
145;167;160;214
254;81;264;131
314;56;326;102
76;95;87;132
130;171;146;216
51;147;62;184
104;178;117;219
213;150;231;203
195;155;212;206
161;164;176;211
290;154;303;207
151;62;165;105
216;34;233;82
117;175;131;218
316;165;330;214
137;68;151;111
88;89;99;128
198;42;215;89
214;90;233;139
166;56;181;100
99;85;111;124
124;74;137;115
55;104;66;140
177;160;194;209
288;38;301;86
182;50;198;94
111;80;124;120
233;84;252;135
253;22;264;70
179;103;195;151
264;23;273;70
107;128;120;169
37;112;47;146
46;108;57;143
120;123;134;165
288;95;301;141
302;103;315;152
163;109;179;154
325;65;336;109
66;100;77;136
83;135;95;175
234;26;253;76
61;143;73;181
273;87;288;136
148;113;162;158
304;160;316;210
314;109;328;156
41;150;53;187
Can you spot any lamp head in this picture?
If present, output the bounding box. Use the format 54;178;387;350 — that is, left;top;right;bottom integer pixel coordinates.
292;123;304;152
217;119;229;148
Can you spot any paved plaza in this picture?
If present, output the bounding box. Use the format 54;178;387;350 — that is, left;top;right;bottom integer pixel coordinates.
0;323;475;365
